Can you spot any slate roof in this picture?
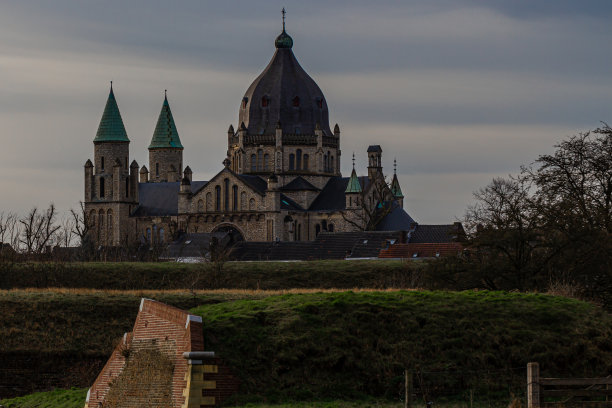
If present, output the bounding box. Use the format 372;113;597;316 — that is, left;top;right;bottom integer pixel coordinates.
280;194;304;211
239;29;332;137
231;231;404;261
132;181;207;216
375;202;416;231
315;231;404;259
408;223;464;243
94;86;129;143
379;242;464;259
148;95;183;149
309;176;370;211
237;174;267;194
162;232;229;259
281;176;319;191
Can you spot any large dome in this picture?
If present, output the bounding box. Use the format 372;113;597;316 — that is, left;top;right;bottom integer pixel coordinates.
238;29;332;137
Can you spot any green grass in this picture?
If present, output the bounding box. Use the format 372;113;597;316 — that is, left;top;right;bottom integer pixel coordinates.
0;260;410;290
191;290;612;403
0;388;87;408
2;289;611;404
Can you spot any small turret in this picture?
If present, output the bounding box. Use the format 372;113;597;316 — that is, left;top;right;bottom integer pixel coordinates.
84;160;94;202
139;165;149;183
183;166;192;183
345;153;362;209
367;145;383;180
129;160;139;202
228;124;234;138
390;158;404;208
334;123;340;136
178;175;191;214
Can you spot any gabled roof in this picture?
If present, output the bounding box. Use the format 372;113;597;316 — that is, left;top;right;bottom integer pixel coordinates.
375;202;416;231
132;181;207;216
148;94;183;149
345;169;362;193
408;224;463;243
94;85;129;143
309;176;370;211
280;194;304;211
237;174;268;194
192;168;267;196
281;176;319;191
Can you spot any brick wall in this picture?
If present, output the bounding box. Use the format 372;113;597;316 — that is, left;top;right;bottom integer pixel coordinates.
85;299;239;408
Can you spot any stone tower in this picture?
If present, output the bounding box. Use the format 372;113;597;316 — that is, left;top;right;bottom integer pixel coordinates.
148;92;184;182
367;145;383;180
84;83;138;246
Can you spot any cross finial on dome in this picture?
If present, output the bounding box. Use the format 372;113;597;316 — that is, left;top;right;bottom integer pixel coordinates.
282;7;286;32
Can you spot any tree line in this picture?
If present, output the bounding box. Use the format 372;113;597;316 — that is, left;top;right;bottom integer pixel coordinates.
429;124;611;307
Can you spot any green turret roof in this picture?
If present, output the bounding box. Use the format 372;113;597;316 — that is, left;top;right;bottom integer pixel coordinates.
148;94;183;149
94;85;129;143
391;173;404;198
345;168;363;193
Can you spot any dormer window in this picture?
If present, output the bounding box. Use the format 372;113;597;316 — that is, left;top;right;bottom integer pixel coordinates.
292;96;300;107
261;96;269;107
242;97;248;109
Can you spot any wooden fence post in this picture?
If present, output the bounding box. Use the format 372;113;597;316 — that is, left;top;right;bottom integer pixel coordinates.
527;362;540;408
405;369;413;408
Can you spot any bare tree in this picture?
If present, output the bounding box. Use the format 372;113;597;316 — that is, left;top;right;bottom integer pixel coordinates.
341;175;395;231
0;212;18;246
19;204;61;255
70;201;91;246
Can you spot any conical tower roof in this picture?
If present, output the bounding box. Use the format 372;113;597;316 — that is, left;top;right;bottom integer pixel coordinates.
345;168;363;193
94;84;129;143
391;173;404;198
149;93;183;149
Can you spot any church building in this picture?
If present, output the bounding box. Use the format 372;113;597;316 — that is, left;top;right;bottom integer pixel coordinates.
83;20;413;247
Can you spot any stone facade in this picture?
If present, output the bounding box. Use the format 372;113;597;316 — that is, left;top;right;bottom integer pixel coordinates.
84;26;407;248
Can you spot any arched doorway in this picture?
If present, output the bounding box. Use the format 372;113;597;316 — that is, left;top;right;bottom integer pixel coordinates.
211;223;245;246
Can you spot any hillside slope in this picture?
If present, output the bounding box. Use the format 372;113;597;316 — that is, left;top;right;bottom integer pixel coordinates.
192;291;612;403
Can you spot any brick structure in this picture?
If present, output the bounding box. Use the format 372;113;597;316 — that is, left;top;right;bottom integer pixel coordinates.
84;299;239;408
84;17;412;248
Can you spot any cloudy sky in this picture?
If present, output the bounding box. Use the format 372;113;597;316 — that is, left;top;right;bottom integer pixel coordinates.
1;1;610;223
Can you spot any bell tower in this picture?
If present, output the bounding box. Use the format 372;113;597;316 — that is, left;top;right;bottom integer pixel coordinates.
84;83;138;246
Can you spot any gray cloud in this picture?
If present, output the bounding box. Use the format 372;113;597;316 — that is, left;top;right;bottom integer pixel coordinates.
0;1;610;223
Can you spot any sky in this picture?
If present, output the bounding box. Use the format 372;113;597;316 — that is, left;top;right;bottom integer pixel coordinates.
0;1;610;224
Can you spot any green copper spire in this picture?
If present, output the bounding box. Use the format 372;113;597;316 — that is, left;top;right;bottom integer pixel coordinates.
391;158;404;198
94;82;129;143
345;153;362;193
148;91;183;149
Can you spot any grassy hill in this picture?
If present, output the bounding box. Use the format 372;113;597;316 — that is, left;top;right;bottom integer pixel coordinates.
192;291;612;403
1;289;611;405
